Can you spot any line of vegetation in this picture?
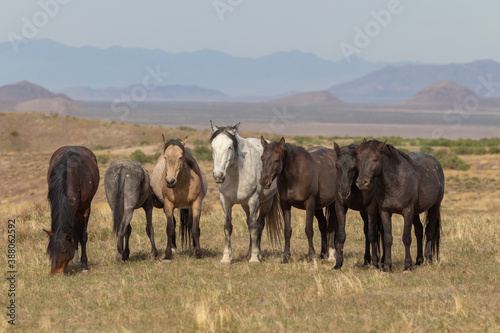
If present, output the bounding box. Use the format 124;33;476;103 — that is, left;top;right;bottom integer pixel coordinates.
130;150;161;164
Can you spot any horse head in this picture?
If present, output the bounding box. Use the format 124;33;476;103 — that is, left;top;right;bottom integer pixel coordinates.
162;135;188;188
335;143;358;200
356;138;387;191
259;136;285;189
209;121;240;183
44;229;75;275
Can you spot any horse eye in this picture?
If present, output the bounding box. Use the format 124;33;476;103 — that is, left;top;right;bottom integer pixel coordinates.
228;146;232;150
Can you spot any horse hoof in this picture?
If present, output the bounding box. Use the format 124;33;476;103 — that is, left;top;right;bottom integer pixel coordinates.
403;267;412;273
81;269;89;274
333;264;342;270
382;266;391;273
162;259;172;264
249;258;261;264
115;253;124;263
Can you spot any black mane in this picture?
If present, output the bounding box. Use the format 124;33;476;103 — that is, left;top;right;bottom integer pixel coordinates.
359;140;414;165
209;126;239;155
164;139;203;178
47;151;78;260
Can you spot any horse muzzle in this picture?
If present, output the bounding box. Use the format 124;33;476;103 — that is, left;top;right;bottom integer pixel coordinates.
166;178;177;188
356;179;370;191
213;174;225;183
261;179;272;189
338;189;351;200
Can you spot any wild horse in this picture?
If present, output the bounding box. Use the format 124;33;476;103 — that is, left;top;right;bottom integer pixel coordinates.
45;146;99;275
210;121;282;264
260;137;337;263
104;159;158;263
356;139;444;272
332;143;386;269
151;136;207;261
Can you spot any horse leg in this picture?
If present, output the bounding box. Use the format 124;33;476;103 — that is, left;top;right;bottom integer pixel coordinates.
256;197;273;260
116;208;133;262
244;197;261;263
80;207;90;271
360;211;371;266
281;203;292;264
304;199;316;262
163;203;175;261
413;214;424;265
402;208;414;272
123;223;132;261
327;204;338;262
333;202;346;269
144;201;158;259
380;211;393;272
191;199;203;259
172;214;177;254
314;209;328;260
220;196;233;265
366;208;380;269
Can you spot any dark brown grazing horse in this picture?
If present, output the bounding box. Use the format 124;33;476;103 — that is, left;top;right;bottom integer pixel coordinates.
260;137;337;263
356;139;444;272
45;146;99;275
333;143;385;269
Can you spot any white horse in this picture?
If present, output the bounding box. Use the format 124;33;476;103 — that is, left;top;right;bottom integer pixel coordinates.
210;121;282;264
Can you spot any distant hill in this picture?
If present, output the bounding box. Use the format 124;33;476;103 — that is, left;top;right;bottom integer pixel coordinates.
329;60;500;103
0;39;405;96
403;80;500;109
0;80;70;102
0;81;79;114
58;84;226;101
265;90;345;107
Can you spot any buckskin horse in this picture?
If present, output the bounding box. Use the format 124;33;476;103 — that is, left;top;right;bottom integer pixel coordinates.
151;136;207;261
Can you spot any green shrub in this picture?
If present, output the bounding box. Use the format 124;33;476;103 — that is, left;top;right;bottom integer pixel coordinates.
489;147;500;154
92;144;111;151
192;146;212;161
433;149;470;171
10;130;19;137
97;154;110;164
177;126;196;131
420;145;434;154
130;150;151;164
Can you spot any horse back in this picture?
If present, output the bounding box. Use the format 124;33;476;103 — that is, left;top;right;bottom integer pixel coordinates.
48;146;99;212
409;151;445;211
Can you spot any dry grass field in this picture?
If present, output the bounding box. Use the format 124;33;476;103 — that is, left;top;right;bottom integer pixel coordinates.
1;112;499;332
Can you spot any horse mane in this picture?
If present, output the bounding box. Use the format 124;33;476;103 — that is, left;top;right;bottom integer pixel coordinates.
47;151;78;259
341;144;359;157
209;126;239;155
164;139;203;179
358;140;415;165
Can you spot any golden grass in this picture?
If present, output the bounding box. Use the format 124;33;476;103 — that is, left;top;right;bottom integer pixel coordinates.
1;112;500;331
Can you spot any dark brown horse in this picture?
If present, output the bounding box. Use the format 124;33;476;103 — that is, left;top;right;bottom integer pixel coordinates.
45;146;99;275
260;137;337;263
356;139;444;272
332;143;385;269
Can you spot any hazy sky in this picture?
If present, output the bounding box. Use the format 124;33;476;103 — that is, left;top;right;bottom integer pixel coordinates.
1;0;499;63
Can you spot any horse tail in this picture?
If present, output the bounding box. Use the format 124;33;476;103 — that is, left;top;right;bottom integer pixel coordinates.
150;187;164;209
180;209;191;249
432;208;441;260
265;192;283;247
112;168;125;235
47;151;77;257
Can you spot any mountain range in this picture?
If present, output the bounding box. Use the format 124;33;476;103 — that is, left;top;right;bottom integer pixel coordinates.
0;39;405;96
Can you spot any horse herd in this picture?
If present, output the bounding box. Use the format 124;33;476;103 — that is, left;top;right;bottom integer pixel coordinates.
44;122;445;275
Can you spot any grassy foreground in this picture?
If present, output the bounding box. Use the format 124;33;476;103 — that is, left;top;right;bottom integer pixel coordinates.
1;113;499;331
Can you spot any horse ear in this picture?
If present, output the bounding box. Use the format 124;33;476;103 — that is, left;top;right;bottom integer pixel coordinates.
181;136;188;146
210;120;218;133
362;137;367;144
334;142;341;155
260;136;268;148
43;229;54;237
162;134;167;143
279;137;286;148
233;122;240;131
378;139;388;151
